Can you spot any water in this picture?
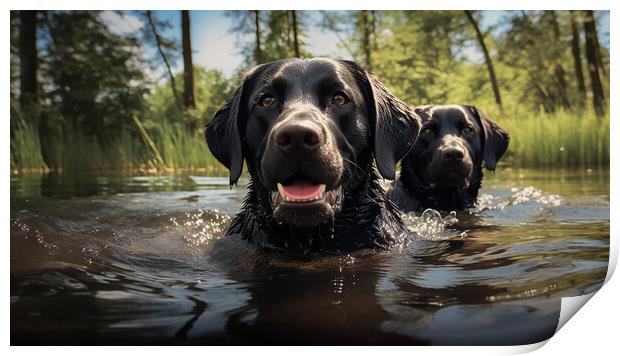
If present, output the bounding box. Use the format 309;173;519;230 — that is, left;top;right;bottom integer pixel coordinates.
10;168;609;345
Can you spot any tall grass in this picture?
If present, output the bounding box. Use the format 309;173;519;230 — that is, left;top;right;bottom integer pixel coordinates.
493;109;610;168
10;107;610;174
10;107;226;175
41;128;151;173
10;105;48;172
148;120;223;172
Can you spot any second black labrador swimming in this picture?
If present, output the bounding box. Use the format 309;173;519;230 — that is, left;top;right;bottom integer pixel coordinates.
389;104;509;212
206;58;421;255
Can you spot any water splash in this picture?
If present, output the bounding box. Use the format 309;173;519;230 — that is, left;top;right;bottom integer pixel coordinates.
475;186;563;212
168;209;231;248
338;254;356;272
402;209;464;241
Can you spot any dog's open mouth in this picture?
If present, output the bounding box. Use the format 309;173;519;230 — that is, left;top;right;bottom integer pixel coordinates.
270;175;343;227
277;181;326;202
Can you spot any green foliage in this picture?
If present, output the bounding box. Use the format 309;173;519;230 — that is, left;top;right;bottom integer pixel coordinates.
44;11;148;138
499;11;573;111
489;108;609;167
10;104;47;171
145;121;223;172
12;109;225;175
262;11;310;60
10;10;232;174
370;11;469;104
228;10;311;68
9;10;610;174
364;10;609;114
145;66;236;129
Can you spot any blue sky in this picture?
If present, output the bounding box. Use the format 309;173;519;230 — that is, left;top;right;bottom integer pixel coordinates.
156;11;347;74
101;10;611;81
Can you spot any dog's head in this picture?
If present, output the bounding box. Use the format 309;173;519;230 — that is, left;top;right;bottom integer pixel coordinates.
206;58;420;227
408;105;509;189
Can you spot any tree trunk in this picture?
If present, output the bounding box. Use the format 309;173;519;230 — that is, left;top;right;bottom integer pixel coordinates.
19;10;38;107
291;10;300;57
549;11;571;110
182;10;195;110
360;10;372;70
464;10;502;109
254;10;262;64
583;10;605;116
585;11;607;80
570;10;586;96
146;10;182;112
370;11;377;51
553;65;571;109
284;11;292;50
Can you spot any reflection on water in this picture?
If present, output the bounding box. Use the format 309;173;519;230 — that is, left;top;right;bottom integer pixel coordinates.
10;168;609;345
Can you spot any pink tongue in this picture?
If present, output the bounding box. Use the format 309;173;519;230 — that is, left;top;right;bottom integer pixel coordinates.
282;182;322;200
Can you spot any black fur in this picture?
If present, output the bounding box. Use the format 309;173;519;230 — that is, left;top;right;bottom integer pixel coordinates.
205;58;421;255
228;171;407;255
389;105;509;212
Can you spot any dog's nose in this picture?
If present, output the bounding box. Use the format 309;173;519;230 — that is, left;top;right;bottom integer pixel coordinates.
274;120;322;157
441;147;465;161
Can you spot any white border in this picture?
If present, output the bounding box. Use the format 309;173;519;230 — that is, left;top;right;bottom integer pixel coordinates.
3;0;617;354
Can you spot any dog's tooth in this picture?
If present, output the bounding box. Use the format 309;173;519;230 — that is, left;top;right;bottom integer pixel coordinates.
277;183;286;197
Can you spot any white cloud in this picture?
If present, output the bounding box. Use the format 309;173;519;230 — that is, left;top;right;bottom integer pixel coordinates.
193;26;247;77
100;10;144;36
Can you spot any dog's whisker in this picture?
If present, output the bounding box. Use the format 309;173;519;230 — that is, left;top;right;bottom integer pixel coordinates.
342;157;365;175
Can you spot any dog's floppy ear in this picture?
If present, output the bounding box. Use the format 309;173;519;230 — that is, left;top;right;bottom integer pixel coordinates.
414;105;433;121
465;105;510;170
205;64;266;186
342;60;421;180
366;71;422;180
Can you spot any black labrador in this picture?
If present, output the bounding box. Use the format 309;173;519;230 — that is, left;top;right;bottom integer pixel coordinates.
388;104;509;212
205;58;421;255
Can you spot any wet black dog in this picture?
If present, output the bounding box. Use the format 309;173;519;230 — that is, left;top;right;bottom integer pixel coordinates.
389;105;509;212
205;58;421;255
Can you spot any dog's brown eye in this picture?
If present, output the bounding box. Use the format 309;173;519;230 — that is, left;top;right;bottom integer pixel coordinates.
259;95;275;108
462;126;473;134
332;93;349;106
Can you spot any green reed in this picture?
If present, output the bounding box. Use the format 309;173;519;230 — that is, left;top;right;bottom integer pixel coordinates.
10;105;48;172
493;108;610;168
